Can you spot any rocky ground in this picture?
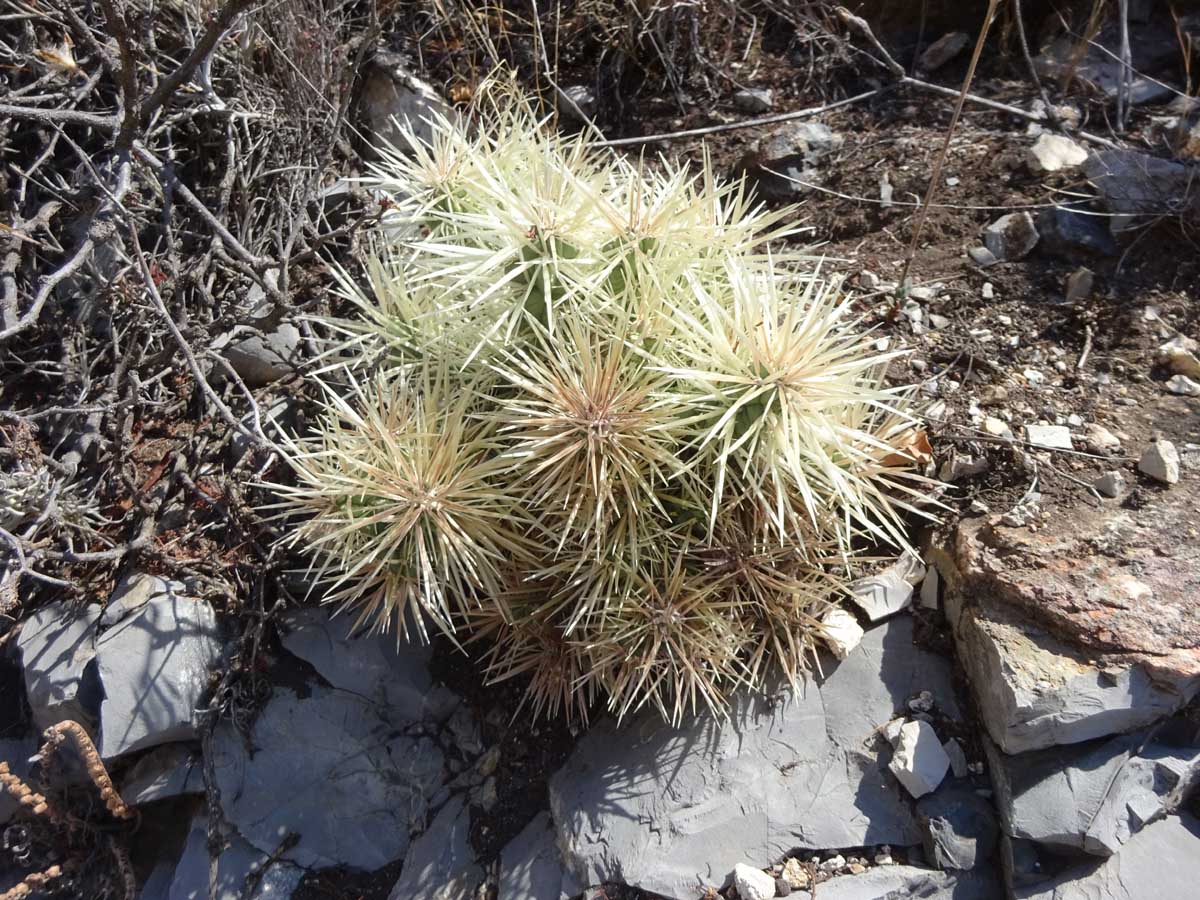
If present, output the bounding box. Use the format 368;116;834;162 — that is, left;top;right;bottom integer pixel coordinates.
3;2;1200;900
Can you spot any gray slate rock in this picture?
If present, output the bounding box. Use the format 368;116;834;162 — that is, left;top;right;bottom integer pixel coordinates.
214;682;445;870
733;88;773;113
278;608;458;722
889;720;951;798
1014;814;1200;900
499;812;572;900
94;592;221;758
1085;150;1200;227
549;615;959;899
817;864;1002;899
983;213;1039;261
0;738;37;825
752;122;843;198
989;726;1200;856
168;815;303;900
360;54;452;155
917;786;999;870
119;743;205;806
1035;207;1116;258
388;795;484;900
220;324;302;388
15;601;102;731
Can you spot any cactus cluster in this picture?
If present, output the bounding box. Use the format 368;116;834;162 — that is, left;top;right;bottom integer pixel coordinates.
271;84;931;724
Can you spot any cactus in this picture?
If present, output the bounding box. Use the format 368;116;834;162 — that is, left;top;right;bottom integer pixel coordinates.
271;82;933;724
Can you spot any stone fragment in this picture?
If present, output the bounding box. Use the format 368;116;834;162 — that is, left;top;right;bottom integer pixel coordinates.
1138;439;1180;484
733;88;773;113
15;602;101;731
94;592;221;758
939;452;988;482
750;122;843;199
1080;423;1121;454
500;812;571;900
549;616;958;899
920;567;940;611
1158;334;1200;378
889;720;950;798
1035;23;1176;107
820;608;864;658
1035;207;1116;257
848;571;914;622
0;738;37;825
1085;150;1200;228
816;864;1001;899
219;324;302;388
1093;471;1126;498
1064;267;1093;303
781;858;808;889
560;85;597;123
1025;425;1073;451
918;32;969;71
360;53;452;155
388;795;484;900
101;573;180;627
732;863;775;900
968;246;998;266
213;683;446;869
984;416;1013;439
917;786;999;870
120;743;205;806
1027;134;1088;173
167;815;303;900
1014;814;1200;900
983;212;1038;261
1166;374;1200;396
942;739;969;778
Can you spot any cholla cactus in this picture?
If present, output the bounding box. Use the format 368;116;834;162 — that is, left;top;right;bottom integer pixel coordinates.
272;81;933;724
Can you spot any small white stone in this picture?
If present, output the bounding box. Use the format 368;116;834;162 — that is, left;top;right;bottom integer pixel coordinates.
1158;335;1200;379
1023;368;1045;385
820;608;864;659
919;566;940;610
982;282;995;300
820;855;847;872
984;416;1013;438
1027;133;1088;172
888;720;950;798
1094;471;1127;498
732;863;776;900
929;314;950;330
996;314;1012;326
1067;414;1084;427
848;571;914;622
1082;423;1122;454
909;286;936;301
781;858;809;889
1025;424;1073;450
1138;440;1181;484
1166;374;1200;396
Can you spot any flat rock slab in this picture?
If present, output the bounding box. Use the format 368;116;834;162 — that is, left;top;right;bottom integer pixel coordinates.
387;795;484;900
166;815;304;900
817;864;1003;899
1014;813;1200;900
549;615;959;899
15;601;101;731
499;812;575;900
95;592;221;758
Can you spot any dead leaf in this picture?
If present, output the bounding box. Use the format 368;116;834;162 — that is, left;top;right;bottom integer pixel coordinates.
882;428;932;467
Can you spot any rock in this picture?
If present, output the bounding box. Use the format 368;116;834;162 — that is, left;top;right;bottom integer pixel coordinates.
917;786;999;870
1027;135;1087;173
781;858;808;889
889;720;950;799
733;88;773;113
213;682;447;869
167;815;304;900
820;608;865;657
983;416;1013;439
1138;439;1180;484
94;591;221;758
968;246;998;267
983;213;1038;262
1167;374;1200;396
1024;425;1073;451
1080;423;1121;454
15;601;102;731
848;572;914;623
500;812;572;900
1014;814;1200;900
549;616;959;899
1063;267;1093;304
360;53;452;155
1158;335;1200;378
220;324;302;388
1034;21;1178;107
119;743;205;806
560;85;597;123
1035;207;1117;258
943;738;969;778
388;795;484;900
816;864;1001;899
1084;150;1200;229
918;32;969;72
931;488;1200;753
278;608;458;721
928;314;950;330
0;738;37;825
1093;471;1126;498
920;567;940;611
775;875;792;896
101;573;183;627
732;863;776;900
750;122;843;198
230;396;294;463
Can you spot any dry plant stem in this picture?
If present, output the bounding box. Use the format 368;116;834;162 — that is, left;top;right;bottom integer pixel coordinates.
593;88;883;147
1012;0;1062;131
1116;0;1132;132
40;720;133;820
0;865;64;900
835;7;1118;149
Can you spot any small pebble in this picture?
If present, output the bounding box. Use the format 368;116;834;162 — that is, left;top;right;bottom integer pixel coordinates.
908;690;935;713
821;854;846;872
1023;368;1045;385
981;282;995;300
1138;440;1181;484
1094;471;1126;498
848;863;867;875
1166;374;1200;396
775;876;792;896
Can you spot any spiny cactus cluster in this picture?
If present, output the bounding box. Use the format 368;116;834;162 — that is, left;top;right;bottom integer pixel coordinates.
271;83;932;724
